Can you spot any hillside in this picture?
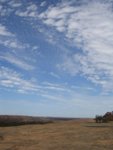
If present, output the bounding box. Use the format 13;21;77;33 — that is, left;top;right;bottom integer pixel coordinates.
0;115;83;126
0;115;53;126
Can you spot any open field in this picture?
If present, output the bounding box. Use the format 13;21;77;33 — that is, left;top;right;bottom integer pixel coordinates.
0;120;113;150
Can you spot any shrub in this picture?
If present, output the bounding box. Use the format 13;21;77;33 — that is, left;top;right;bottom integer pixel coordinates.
95;115;103;123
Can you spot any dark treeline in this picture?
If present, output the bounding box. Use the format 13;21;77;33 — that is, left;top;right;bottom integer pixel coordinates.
95;111;113;123
0;115;53;126
0;115;82;127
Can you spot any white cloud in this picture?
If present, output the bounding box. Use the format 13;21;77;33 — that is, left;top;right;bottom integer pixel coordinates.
15;3;38;18
42;82;68;92
32;45;39;51
50;72;60;79
0;0;38;18
0;0;22;17
0;24;14;36
0;24;29;50
0;24;22;49
0;39;27;49
8;1;22;8
0;67;71;96
40;1;46;7
0;53;35;71
39;0;113;93
0;25;37;76
1;0;113;94
0;67;38;93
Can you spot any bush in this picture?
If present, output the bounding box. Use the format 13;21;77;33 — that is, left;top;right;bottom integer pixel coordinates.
102;117;109;123
95;115;103;123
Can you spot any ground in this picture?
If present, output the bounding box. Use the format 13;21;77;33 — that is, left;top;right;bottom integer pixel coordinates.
0;120;113;150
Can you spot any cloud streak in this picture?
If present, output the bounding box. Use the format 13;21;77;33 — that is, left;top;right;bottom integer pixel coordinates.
0;53;35;71
0;67;38;93
0;24;14;36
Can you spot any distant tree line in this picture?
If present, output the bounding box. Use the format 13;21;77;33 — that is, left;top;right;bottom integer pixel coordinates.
95;111;113;123
0;115;53;127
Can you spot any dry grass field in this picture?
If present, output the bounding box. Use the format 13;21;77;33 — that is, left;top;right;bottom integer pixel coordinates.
0;120;113;150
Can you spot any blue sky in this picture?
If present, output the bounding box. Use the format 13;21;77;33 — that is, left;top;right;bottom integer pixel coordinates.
0;0;113;117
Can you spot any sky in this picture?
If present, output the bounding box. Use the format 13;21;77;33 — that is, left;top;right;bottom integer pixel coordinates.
0;0;113;118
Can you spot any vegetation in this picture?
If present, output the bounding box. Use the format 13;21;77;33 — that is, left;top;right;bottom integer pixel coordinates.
0;115;53;126
95;111;113;123
0;115;76;126
95;115;103;123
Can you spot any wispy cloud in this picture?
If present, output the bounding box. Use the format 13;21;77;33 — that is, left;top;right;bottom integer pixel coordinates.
1;0;113;94
15;2;38;18
42;82;69;92
0;53;35;71
39;0;113;93
0;23;30;50
8;1;22;8
0;24;14;36
0;0;39;21
0;67;38;93
0;67;72;98
40;1;47;7
0;39;28;49
49;72;60;79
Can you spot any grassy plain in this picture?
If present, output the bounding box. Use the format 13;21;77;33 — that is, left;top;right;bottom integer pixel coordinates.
0;120;113;150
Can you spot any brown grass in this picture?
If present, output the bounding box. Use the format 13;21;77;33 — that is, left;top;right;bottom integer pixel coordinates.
0;120;113;150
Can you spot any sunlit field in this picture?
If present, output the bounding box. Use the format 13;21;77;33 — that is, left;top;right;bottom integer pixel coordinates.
0;120;113;150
